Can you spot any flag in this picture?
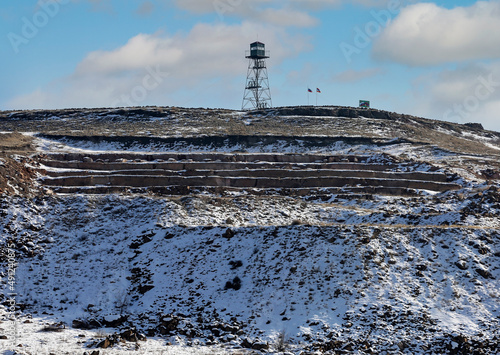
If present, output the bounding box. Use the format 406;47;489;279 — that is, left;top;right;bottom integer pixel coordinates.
308;88;313;93
316;88;321;93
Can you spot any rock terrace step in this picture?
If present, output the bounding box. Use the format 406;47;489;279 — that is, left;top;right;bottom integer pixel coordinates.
37;152;461;196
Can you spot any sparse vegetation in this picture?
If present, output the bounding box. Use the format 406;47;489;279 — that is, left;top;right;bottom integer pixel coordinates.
275;329;289;352
94;329;108;339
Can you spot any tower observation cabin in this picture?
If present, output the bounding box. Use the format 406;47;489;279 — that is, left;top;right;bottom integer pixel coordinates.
242;41;272;110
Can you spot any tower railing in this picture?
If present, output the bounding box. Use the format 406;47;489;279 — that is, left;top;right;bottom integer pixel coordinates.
245;50;270;58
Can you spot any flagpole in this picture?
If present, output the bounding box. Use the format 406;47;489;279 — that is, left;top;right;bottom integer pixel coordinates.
315;88;321;106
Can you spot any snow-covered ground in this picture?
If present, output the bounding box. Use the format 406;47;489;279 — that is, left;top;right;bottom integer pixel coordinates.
1;314;226;355
1;191;499;353
1;183;499;353
1;114;500;354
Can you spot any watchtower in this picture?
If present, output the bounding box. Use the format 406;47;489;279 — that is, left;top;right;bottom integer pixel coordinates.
242;42;272;110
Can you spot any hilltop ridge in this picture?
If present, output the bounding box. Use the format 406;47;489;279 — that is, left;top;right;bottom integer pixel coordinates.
0;106;499;354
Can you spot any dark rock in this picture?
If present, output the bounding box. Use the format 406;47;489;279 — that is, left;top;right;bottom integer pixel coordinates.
120;328;146;342
241;337;253;349
481;169;500;180
455;261;468;270
252;341;269;351
96;337;113;349
229;260;243;269
464;122;484;130
72;319;102;330
159;315;180;335
222;228;235;239
129;233;154;249
138;284;155;293
41;323;65;332
476;268;494;279
224;276;242;290
103;315;128;328
416;264;428;271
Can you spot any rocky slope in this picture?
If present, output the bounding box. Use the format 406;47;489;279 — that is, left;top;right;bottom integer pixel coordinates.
0;106;499;354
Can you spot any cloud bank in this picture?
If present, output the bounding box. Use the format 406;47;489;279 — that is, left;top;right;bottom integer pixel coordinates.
7;22;311;109
408;62;500;132
374;1;500;66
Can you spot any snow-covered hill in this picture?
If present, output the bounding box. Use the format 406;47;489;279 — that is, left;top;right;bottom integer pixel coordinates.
0;106;499;354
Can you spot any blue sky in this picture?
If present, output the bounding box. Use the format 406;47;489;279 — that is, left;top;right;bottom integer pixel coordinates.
2;0;500;132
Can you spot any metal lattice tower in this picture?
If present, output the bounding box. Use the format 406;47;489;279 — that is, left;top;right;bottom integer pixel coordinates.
242;41;272;110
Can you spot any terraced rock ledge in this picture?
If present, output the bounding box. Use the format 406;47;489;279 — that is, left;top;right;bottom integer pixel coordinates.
38;151;462;197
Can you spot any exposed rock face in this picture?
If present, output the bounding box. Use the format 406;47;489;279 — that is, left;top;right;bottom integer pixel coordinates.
465;122;484;130
259;105;414;121
37;151;462;195
1;106;499;354
0;155;40;196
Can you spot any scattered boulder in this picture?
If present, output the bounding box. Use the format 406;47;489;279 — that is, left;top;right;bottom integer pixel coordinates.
241;337;253;349
129;232;154;249
95;328;146;349
476;268;494;279
72;319;102;330
158;315;180;335
224;276;241;291
222;228;235;239
96;337;113;349
120;328;146;342
229;260;243;269
72;315;127;330
455;260;468;270
40;322;65;332
252;341;269;351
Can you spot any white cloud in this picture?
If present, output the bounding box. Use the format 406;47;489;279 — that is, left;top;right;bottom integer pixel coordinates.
257;7;319;27
75;22;308;79
407;63;500;132
7;22;311;109
173;0;393;26
174;0;341;15
373;1;500;66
